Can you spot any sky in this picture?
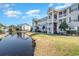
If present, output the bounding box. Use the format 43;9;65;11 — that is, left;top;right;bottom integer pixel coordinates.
0;3;72;26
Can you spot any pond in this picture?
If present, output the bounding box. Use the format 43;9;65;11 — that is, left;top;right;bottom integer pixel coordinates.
0;32;36;56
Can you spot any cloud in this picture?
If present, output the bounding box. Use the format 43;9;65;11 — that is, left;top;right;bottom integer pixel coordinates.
0;3;15;12
27;14;40;18
0;3;13;9
26;9;41;18
22;16;27;19
26;9;40;15
0;3;10;8
55;3;72;10
48;3;54;7
4;10;22;17
4;4;10;8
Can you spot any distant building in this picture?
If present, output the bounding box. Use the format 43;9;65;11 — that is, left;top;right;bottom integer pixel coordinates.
0;26;9;33
17;23;31;31
3;27;9;32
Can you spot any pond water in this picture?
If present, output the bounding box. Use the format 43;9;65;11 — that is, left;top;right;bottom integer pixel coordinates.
0;32;36;56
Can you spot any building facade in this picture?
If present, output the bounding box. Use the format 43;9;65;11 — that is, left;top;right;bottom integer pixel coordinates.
32;3;79;34
32;17;47;33
17;23;31;31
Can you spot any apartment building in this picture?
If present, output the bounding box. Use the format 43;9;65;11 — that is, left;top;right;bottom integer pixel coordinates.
32;17;47;33
47;3;79;34
32;3;79;34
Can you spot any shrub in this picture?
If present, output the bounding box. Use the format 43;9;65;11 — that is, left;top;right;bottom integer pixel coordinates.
0;30;4;34
66;30;78;35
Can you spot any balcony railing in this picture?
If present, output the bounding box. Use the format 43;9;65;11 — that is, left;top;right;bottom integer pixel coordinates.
59;14;67;18
59;15;62;18
53;19;57;22
63;14;66;16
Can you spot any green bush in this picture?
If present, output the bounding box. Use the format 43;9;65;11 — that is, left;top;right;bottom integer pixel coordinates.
0;30;3;33
0;30;2;32
66;30;77;34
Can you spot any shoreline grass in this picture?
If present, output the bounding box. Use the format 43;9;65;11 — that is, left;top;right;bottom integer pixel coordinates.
26;32;79;56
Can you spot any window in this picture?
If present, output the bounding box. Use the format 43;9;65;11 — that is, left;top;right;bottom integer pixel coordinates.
63;18;66;22
59;19;62;23
49;16;51;19
49;28;51;33
69;17;71;22
78;15;79;21
70;4;78;13
60;28;62;31
49;23;52;25
69;28;71;30
78;4;79;10
69;7;71;13
63;10;67;16
64;10;66;14
78;27;79;31
59;12;62;17
54;15;57;19
59;12;62;15
74;19;77;22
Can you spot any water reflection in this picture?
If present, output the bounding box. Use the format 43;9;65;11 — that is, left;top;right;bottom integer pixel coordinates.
0;38;2;41
0;32;36;56
32;39;36;56
9;32;15;36
17;32;29;40
32;40;36;47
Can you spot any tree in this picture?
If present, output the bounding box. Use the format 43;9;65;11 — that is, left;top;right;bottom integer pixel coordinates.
0;23;5;33
9;25;17;32
59;21;68;31
0;23;4;29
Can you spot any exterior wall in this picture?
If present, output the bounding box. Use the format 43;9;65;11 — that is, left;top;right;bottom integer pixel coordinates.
32;17;47;32
47;3;79;34
47;8;58;34
58;4;79;31
18;24;31;31
21;25;31;31
32;3;79;34
67;4;79;30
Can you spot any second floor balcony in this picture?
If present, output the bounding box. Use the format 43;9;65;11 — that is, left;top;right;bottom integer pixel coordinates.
59;13;67;18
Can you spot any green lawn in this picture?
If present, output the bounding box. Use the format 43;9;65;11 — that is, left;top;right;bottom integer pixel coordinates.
26;32;79;56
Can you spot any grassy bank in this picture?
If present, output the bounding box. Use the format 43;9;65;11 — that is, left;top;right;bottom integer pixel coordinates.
26;32;79;56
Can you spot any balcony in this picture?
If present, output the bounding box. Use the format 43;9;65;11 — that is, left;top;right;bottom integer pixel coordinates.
53;19;57;22
59;15;62;18
59;14;67;18
63;14;67;16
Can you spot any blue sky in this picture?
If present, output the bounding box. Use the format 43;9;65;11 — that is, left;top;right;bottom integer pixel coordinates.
0;3;72;26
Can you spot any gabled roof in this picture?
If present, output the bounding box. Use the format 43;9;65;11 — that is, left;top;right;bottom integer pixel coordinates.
18;23;31;26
